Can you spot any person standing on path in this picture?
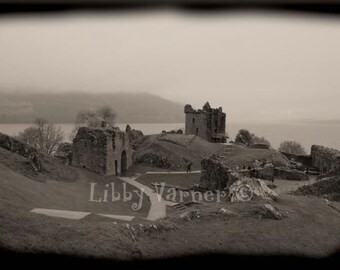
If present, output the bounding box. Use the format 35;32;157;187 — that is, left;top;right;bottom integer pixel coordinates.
186;161;192;173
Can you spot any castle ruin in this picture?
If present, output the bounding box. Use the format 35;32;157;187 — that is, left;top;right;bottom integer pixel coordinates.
184;102;227;143
311;145;340;173
72;126;133;176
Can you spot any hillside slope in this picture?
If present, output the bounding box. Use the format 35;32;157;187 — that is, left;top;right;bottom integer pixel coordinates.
134;134;225;170
221;144;290;169
133;135;289;171
0;92;184;123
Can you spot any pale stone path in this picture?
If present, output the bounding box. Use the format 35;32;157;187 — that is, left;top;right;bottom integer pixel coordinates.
31;208;136;221
118;175;177;221
97;214;135;221
31;208;91;220
145;171;200;174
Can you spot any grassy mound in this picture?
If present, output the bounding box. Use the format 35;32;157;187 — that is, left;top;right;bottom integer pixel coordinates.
221;144;289;169
0;147;78;183
134;134;225;170
295;177;340;201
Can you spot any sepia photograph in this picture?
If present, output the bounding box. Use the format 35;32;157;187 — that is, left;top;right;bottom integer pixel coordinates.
0;0;339;267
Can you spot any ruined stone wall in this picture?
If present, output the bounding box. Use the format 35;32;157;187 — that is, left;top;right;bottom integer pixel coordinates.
200;155;237;190
72;127;133;176
106;129;133;175
239;165;274;181
184;105;208;140
184;103;226;143
311;145;340;172
205;108;226;142
72;127;109;175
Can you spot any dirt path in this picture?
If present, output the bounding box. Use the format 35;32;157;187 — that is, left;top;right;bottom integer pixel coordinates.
118;175;177;221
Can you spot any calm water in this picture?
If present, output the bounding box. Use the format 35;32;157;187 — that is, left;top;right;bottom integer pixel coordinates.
0;122;339;154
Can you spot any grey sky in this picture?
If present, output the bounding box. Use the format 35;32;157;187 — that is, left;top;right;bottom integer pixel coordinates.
0;11;339;122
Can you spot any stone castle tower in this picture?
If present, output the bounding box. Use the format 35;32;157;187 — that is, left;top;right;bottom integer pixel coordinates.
72;126;133;176
184;102;227;143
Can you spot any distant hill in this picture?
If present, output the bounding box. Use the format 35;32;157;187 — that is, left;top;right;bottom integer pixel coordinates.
0;92;184;123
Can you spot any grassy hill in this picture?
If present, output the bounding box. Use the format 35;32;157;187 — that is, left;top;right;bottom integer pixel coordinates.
0;134;339;260
133;135;289;171
0;145;151;256
133;134;225;171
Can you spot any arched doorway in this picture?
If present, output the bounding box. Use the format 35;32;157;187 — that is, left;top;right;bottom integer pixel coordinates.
121;151;127;174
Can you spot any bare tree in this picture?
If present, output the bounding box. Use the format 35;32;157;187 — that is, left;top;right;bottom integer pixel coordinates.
75;106;116;128
96;105;117;127
70;106;117;140
235;129;254;146
278;140;306;155
75;109;102;128
17;118;64;155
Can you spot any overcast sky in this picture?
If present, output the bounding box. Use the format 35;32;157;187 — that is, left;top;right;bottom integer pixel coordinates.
0;11;339;122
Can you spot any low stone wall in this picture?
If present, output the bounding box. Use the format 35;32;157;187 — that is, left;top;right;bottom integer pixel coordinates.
200;155;238;190
240;165;274;181
250;143;270;150
136;152;171;169
0;132;41;171
311;145;340;173
274;167;309;181
280;152;313;168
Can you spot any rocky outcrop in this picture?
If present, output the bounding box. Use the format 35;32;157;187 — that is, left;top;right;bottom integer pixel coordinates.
311;145;340;173
179;209;201;220
200;155;239;190
274;167;309;181
228;178;278;202
257;204;287;220
54;142;73;165
136;153;171;169
0;132;41;172
280;152;313;168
